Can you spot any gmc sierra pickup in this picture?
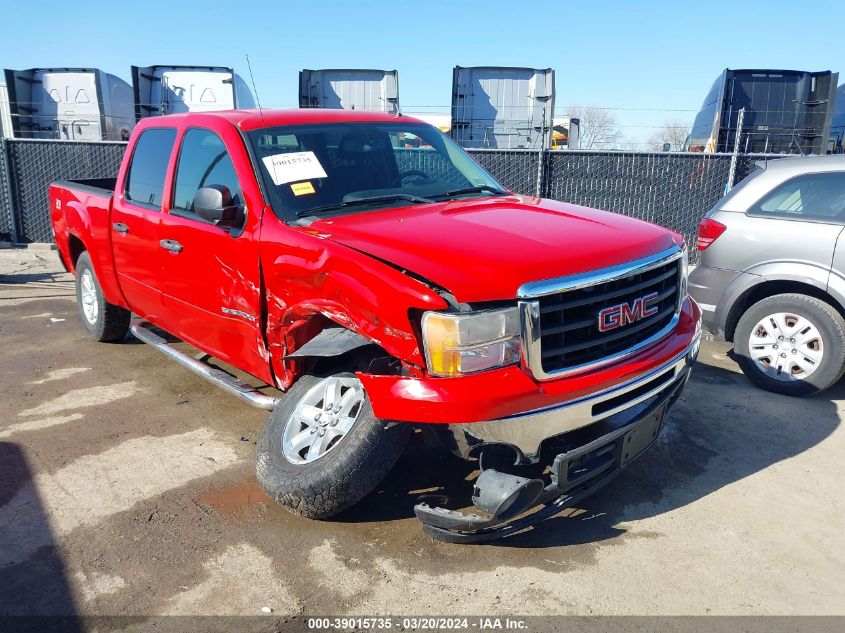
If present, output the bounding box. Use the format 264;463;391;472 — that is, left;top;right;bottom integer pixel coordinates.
51;109;701;542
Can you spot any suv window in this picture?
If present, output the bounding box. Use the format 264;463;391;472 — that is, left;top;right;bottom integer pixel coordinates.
172;128;242;215
750;172;845;221
125;128;177;208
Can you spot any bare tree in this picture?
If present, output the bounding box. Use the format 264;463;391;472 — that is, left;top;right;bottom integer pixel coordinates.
646;119;692;152
568;106;621;149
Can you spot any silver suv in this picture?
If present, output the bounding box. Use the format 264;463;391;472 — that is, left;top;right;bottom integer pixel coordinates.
690;155;845;396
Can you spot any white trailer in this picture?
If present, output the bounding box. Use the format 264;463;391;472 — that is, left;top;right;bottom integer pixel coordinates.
450;66;555;149
132;65;256;121
0;83;12;139
299;69;400;113
3;68;135;141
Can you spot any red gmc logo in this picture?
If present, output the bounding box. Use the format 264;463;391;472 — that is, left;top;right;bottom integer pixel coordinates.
597;292;659;332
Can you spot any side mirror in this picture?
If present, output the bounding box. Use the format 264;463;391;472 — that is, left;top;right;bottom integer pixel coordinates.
193;185;243;228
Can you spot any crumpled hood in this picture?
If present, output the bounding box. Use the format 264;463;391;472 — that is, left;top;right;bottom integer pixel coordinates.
298;196;678;303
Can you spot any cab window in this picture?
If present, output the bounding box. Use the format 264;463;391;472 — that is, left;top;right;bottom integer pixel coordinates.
172;128;242;216
125;128;177;208
750;172;845;221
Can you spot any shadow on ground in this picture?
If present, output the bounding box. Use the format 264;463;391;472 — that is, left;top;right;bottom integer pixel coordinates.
339;360;841;548
0;442;80;625
0;272;71;284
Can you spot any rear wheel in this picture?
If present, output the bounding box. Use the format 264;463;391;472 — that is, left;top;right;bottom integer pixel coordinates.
256;372;409;518
74;252;130;342
734;293;845;396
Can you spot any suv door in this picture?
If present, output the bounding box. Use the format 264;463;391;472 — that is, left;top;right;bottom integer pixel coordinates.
111;127;177;320
717;171;845;281
157;125;270;382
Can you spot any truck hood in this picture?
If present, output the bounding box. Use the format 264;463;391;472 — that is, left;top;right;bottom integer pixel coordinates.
298;196;679;303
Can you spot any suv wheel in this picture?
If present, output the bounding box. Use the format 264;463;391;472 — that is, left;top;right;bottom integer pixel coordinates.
256;372;409;518
734;293;845;396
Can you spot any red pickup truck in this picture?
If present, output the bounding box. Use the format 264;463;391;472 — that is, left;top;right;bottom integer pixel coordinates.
51;109;701;542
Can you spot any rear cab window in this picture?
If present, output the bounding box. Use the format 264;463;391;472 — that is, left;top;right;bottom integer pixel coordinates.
125;128;177;209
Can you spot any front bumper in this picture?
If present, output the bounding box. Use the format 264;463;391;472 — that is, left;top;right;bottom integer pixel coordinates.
415;363;692;542
450;332;699;461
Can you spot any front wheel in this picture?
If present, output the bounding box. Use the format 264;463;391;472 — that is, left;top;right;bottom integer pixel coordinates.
256;373;409;518
734;293;845;396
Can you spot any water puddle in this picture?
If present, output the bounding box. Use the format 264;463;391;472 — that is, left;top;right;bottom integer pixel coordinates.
194;479;272;525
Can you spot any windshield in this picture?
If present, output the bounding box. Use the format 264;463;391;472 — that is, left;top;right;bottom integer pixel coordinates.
247;121;506;221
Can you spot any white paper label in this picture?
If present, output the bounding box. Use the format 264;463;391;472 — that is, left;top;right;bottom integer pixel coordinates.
262;151;328;185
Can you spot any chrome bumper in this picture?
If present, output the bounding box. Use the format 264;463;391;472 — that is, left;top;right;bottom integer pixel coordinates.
451;333;701;462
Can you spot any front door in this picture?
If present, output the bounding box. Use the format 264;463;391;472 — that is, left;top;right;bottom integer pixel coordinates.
157;125;269;383
110;127;177;320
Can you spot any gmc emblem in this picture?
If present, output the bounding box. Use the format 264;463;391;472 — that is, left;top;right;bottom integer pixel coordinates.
598;292;659;332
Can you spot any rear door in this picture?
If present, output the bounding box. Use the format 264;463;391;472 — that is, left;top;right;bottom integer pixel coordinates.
157;124;269;382
728;171;845;277
111;127;177;320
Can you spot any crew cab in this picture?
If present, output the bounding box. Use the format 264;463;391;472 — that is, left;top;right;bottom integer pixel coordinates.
50;109;701;542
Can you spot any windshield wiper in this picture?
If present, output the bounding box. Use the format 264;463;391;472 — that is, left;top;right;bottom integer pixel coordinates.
430;185;509;200
296;194;434;218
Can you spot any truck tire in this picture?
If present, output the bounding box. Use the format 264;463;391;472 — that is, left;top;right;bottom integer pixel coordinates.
74;251;131;342
256;372;409;519
734;293;845;396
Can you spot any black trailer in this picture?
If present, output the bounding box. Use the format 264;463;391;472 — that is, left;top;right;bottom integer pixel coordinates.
685;69;838;154
829;84;845;153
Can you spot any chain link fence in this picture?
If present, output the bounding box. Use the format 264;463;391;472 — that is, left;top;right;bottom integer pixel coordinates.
547;151;781;261
1;139;127;243
0;139;780;256
0;141;13;242
468;149;544;196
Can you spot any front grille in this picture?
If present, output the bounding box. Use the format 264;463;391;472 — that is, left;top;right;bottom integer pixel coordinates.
537;259;681;373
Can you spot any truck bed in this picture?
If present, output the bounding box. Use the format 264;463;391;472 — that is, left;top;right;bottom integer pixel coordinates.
52;177;117;196
50;178;116;275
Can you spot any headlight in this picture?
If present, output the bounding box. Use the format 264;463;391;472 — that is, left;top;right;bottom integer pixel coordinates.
422;307;521;377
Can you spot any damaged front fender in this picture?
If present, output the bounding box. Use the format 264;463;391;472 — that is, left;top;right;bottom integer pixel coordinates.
258;219;448;389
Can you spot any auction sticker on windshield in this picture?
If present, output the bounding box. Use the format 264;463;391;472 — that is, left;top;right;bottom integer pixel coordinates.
263;151;328;185
291;181;316;196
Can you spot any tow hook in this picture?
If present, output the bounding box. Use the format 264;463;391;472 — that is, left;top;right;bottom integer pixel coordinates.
472;470;544;518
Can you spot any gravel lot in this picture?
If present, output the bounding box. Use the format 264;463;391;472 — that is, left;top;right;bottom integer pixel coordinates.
1;248;843;623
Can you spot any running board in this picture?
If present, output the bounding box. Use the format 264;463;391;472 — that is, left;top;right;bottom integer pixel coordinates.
130;321;280;411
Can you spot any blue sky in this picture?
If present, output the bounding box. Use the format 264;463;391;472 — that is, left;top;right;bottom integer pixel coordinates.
2;0;844;146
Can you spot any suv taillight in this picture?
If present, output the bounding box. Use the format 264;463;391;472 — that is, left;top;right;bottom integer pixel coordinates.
697;218;726;251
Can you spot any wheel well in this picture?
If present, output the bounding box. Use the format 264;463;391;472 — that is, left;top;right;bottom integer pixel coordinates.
310;342;402;377
289;321;403;378
67;234;86;270
725;280;845;342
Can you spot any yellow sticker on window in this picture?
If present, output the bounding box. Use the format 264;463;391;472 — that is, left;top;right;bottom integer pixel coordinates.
291;181;316;196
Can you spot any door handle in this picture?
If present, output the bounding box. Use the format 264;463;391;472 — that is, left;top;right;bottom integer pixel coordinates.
112;222;129;234
160;239;183;254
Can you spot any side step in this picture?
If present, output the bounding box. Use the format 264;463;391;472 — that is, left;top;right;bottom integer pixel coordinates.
130;321;280;411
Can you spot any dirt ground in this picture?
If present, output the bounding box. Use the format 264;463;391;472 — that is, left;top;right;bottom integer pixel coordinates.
1;248;844;622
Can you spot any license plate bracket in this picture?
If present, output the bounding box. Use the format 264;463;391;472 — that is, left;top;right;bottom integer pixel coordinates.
620;408;665;467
